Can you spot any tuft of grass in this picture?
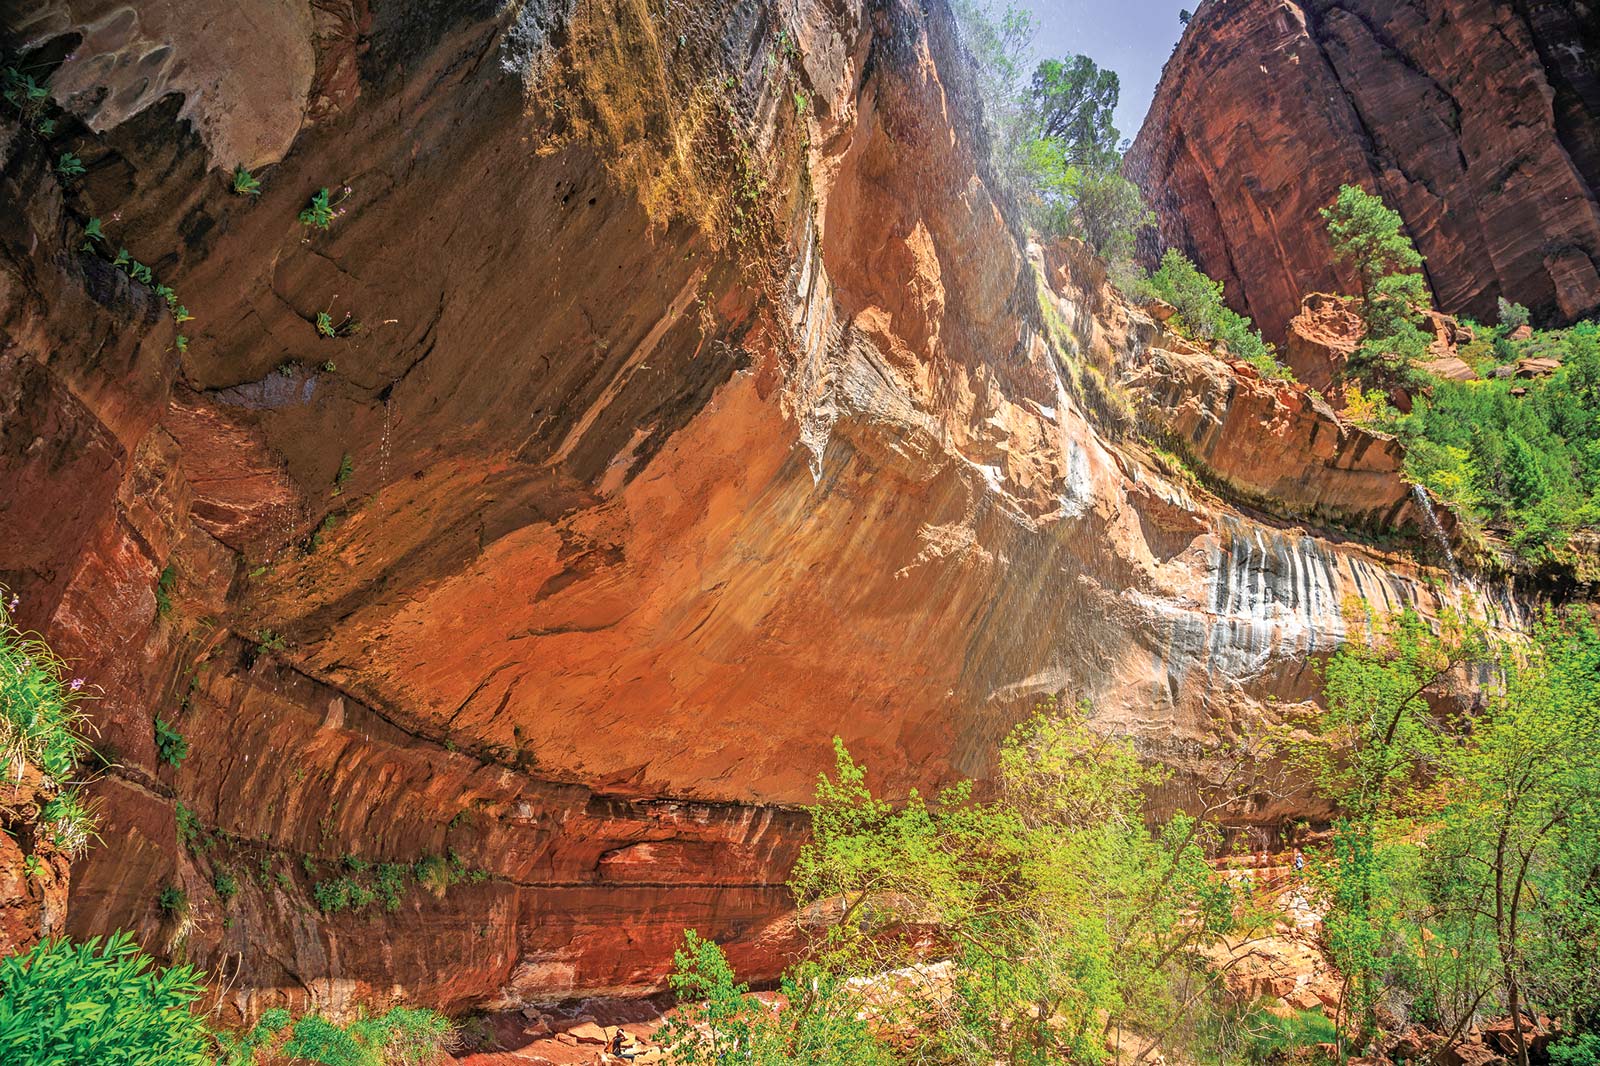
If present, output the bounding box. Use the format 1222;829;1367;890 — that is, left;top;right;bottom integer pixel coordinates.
154;565;176;618
38;790;99;858
332;453;354;496
282;1008;455;1066
231;165;261;197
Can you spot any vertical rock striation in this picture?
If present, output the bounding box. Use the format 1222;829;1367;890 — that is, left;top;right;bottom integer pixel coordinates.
1129;0;1600;339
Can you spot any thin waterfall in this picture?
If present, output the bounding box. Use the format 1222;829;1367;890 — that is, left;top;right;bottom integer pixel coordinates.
1411;483;1459;578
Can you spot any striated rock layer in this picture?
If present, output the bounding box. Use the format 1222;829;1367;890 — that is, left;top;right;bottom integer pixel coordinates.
1129;0;1600;340
1;0;1518;1017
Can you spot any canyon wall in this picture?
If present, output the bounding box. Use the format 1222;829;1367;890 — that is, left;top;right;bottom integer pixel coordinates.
1;0;1514;1017
1129;0;1600;340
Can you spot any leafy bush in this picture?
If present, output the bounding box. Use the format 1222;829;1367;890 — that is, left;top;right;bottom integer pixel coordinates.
0;932;211;1066
259;1007;293;1033
657;933;892;1066
0;594;93;781
155;716;188;767
283;1015;373;1066
0;592;96;854
788;705;1244;1063
155;565;176;617
1140;250;1292;379
1553;1035;1600;1066
157;885;188;916
232;165;261;197
213;868;239;904
176;800;207;850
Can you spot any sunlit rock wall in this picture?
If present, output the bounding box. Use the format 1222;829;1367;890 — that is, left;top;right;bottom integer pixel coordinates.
0;0;1519;1014
1130;0;1600;339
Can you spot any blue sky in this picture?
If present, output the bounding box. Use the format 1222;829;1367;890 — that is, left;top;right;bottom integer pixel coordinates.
1018;0;1191;142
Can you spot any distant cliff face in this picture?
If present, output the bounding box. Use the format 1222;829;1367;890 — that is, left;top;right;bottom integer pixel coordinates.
1129;0;1600;340
1;0;1513;1016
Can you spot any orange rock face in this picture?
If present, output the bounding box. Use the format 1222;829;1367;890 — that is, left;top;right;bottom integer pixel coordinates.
1129;0;1600;339
1;0;1519;1017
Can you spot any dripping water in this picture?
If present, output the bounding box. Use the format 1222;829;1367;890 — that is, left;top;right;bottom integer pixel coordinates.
1411;483;1460;579
379;388;394;494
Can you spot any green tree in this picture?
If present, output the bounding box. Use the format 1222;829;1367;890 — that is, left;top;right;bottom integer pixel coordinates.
1321;184;1433;390
1028;57;1120;167
949;9;1152;281
952;1;1038;190
1498;297;1531;332
0;932;212;1065
1422;614;1600;1065
1300;605;1486;1055
789;704;1244;1065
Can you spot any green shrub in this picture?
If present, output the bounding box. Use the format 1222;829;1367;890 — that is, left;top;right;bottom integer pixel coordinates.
232;165;261;197
157;885;188;916
258;1007;293;1034
414;854;454;897
281;1008;454;1066
0;932;211;1065
283;1015;374;1066
36;790;97;857
1498;296;1530;332
155;716;188;767
1139;250;1291;379
1551;1035;1600;1066
175;800;206;850
376;863;408;911
333;453;354;495
0;593;96;854
313;877;355;913
0;593;93;780
213;869;239;904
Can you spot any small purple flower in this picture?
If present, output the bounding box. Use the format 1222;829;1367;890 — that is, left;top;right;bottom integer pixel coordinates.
7;595;17;611
70;678;84;691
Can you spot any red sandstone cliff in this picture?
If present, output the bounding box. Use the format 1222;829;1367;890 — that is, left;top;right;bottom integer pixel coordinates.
0;0;1515;1018
1128;0;1600;340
